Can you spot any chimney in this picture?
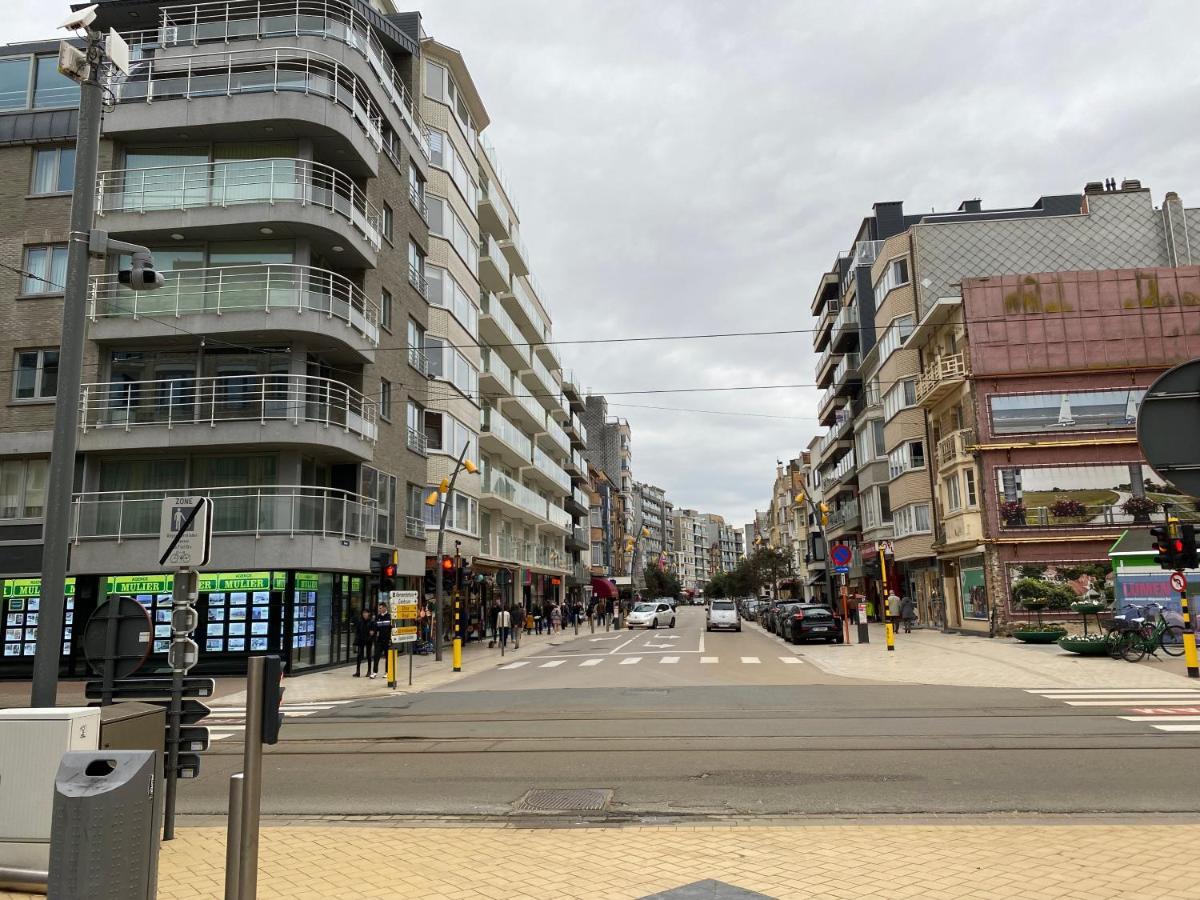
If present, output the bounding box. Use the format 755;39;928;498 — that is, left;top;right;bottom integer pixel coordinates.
1083;181;1105;195
957;199;982;213
1120;178;1143;191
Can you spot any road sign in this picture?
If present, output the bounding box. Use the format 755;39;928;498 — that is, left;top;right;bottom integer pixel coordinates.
389;590;419;622
1171;571;1188;592
1138;360;1200;495
158;496;213;567
391;631;418;645
85;676;215;699
168;725;211;753
82;596;153;679
167;637;199;672
174;752;202;779
830;543;852;568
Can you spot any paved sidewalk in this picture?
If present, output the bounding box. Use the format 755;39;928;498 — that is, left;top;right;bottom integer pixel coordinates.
15;820;1190;900
791;623;1199;689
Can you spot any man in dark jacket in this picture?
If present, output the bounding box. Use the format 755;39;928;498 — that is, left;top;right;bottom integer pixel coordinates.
370;602;392;678
353;607;374;677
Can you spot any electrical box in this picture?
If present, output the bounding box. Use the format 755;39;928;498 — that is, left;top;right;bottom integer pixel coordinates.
0;707;99;871
99;702;165;753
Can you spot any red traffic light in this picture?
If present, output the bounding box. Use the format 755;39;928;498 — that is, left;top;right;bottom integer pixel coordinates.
383;563;396;578
441;557;454;571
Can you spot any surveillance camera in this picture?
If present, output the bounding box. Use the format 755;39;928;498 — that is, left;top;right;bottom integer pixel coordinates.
59;4;99;31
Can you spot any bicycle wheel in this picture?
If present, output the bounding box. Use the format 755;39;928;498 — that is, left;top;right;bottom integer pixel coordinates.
1108;630;1130;660
1121;631;1148;662
1159;625;1186;657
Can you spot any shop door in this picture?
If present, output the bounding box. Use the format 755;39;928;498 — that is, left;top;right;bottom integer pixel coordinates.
313;572;334;666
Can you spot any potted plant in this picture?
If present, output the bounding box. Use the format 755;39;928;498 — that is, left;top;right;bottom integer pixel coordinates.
1011;595;1067;643
1069;587;1109;635
1050;498;1088;521
1122;495;1157;524
1057;632;1114;655
1000;500;1027;527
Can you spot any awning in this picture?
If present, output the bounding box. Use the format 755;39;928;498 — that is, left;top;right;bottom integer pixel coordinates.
590;577;618;599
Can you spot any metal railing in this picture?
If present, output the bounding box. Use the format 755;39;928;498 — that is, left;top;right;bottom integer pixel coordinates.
833;352;861;385
831;449;857;483
80;373;377;442
408;263;428;298
142;0;430;158
88;263;379;344
405;514;425;539
97;157;382;251
112;46;384;152
916;352;970;404
408;182;428;221
406;426;427;455
407;345;428;376
71;484;375;542
937;427;976;467
826;499;861;530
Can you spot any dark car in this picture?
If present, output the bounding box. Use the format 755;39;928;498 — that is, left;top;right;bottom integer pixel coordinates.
782;604;844;644
765;601;798;635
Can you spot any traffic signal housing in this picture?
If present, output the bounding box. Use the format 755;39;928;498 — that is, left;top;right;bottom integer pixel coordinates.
1180;523;1199;569
1151;522;1182;570
376;550;396;593
440;555;456;585
261;655;285;745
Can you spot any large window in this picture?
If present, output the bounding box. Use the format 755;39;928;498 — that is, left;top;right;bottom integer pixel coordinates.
21;245;68;295
13;349;58;400
862;486;893;529
993;462;1196;527
423;487;478;536
424;410;477;461
425;265;479;338
893;502;931;537
883;378;917;421
0;55;79;112
944;474;962;512
989;388;1146;435
32;146;75;195
426;127;477;213
361;466;396;545
886;440;924;479
425;195;478;273
873;256;910;305
877;314;915;361
0;458;48;519
423;336;479;403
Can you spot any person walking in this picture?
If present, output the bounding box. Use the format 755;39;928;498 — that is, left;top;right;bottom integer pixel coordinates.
370;602;392;678
885;590;901;634
551;603;562;633
353;607;374;677
900;595;917;633
513;602;525;649
496;606;512;650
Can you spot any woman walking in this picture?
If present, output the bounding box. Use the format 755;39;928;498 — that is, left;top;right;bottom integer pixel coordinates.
551;603;562;633
496;606;512;650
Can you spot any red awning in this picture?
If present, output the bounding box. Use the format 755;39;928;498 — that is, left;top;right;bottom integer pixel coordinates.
590;577;617;599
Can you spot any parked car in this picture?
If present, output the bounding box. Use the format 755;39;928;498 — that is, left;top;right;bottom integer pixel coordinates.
763;601;793;634
626;601;676;629
706;599;741;632
782;604;844;644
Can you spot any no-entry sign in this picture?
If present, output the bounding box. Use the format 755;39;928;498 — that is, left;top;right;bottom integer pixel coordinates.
1170;571;1187;592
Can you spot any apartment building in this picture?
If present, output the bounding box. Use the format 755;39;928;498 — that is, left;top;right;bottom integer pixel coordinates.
673;508;708;594
632;482;670;571
581;394;635;577
0;0;436;675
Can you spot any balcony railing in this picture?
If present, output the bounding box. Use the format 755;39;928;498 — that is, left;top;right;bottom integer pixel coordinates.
481;469;548;519
826;499;860;531
833;352;861;385
407;345;428;377
111;46;384;153
916;352;970;405
147;0;430;158
546;504;572;531
504;277;547;341
573;486;590;510
480;347;513;393
511;382;543;425
841;240;885;296
482;407;532;460
406;426;427;455
72;484;375;542
831;449;857;483
405;515;425;539
532;445;571;492
833;303;859;337
97;158;382;251
542;415;570;453
480;233;511;287
937;427;976;467
407;263;428;298
88;263;379;344
480;292;528;363
408;182;428;222
80;373;377;442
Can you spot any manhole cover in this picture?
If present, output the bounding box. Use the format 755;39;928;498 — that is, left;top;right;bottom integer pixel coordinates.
516;788;612;811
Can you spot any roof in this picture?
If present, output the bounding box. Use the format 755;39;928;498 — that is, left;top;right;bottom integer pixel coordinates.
420;38;490;129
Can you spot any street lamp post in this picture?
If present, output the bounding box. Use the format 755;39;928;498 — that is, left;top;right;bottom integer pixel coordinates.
425;446;477;665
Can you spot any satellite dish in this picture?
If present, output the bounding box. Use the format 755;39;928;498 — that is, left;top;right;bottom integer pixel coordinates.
1137;359;1200;496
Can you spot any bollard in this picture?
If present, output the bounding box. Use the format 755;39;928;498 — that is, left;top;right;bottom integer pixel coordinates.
886;623;895;652
238;657;265;899
386;648;397;688
224;773;243;900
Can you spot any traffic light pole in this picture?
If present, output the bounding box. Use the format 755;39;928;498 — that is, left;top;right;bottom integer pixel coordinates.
1175;573;1199;679
433;446;469;663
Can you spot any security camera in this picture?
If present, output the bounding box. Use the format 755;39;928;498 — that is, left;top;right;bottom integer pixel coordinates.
59;4;99;31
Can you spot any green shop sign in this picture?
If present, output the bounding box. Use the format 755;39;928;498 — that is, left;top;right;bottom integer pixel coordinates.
2;578;76;599
294;572;320;591
105;571;281;595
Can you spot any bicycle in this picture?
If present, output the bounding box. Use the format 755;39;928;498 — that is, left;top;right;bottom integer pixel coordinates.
1107;603;1185;662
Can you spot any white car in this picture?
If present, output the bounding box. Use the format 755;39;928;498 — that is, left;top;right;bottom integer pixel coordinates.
706;600;740;632
626;602;675;629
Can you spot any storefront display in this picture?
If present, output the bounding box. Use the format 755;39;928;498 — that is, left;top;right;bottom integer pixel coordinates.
959;557;988;620
3;578;75;659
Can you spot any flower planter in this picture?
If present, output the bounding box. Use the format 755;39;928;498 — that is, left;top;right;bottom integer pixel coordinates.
1057;636;1112;655
1012;630;1066;644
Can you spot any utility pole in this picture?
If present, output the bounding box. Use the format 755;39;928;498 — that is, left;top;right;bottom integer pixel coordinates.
31;26;104;708
429;446;473;662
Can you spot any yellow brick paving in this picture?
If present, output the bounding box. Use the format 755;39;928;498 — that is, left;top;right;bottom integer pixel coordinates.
11;823;1195;900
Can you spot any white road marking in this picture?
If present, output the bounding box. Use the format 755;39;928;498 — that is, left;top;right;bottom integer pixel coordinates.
610;637;637;655
1034;692;1200;699
660;656;680;664
741;656;760;664
1120;715;1200;722
698;627;705;654
589;635;625;642
500;661;530;669
580;658;603;667
620;657;642;665
1063;700;1200;706
779;657;803;664
1030;689;1200;695
700;657;719;664
1146;724;1200;732
538;660;565;668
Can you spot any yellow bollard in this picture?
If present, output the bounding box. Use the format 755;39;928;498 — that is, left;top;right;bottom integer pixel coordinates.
386;647;396;688
452;597;462;672
885;623;895;652
1179;582;1199;678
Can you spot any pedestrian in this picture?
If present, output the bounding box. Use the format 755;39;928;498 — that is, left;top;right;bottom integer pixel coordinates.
900;595;916;633
370;601;391;678
353;607;374;677
551;603;562;632
513;602;525;649
885;590;901;633
595;600;606;629
543;600;554;634
496;606;512;650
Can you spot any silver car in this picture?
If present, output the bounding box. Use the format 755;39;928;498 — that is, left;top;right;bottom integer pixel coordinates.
626;602;675;629
706;599;741;632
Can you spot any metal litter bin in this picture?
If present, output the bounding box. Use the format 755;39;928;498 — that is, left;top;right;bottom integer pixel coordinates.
48;750;162;900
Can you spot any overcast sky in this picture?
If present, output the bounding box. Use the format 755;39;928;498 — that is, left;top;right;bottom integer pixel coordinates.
11;1;1200;531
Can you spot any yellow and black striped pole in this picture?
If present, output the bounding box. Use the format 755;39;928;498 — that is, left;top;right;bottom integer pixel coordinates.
1177;572;1199;679
452;588;462;672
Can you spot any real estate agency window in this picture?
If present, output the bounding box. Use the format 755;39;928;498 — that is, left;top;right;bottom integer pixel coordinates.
21;245;67;295
31;146;75;194
13;349;58;400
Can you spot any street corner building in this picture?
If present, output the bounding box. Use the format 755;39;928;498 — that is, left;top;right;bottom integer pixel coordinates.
806;180;1200;634
0;0;590;678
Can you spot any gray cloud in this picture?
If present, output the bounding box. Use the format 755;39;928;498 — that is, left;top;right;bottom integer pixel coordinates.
12;0;1200;528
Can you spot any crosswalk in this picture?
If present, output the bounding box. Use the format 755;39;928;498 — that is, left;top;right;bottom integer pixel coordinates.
499;655;803;670
202;700;352;743
1026;687;1200;733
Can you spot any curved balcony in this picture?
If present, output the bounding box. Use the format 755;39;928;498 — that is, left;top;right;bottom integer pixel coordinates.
69;484;374;574
79;373;377;460
131;0;430;159
88;264;378;363
96;157;381;267
108;47;385;177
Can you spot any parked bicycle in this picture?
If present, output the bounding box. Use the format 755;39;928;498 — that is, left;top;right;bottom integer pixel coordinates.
1106;603;1185;662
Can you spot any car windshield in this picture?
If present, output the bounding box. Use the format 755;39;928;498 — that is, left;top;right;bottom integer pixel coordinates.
802;607;833;617
712;601;734;610
633;603;655;612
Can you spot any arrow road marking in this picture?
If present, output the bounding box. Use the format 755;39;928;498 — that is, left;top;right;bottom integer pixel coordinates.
644;643;677;648
589;635;625;642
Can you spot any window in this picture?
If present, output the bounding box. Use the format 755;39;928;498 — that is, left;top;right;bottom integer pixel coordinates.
0;56;78;113
423;487;478;536
21;245;67;295
380;379;392;420
407;163;425;212
408;241;425;296
883;378;917;420
381;202;393;242
425;265;479;337
0;57;31;111
380;288;392;332
989;388;1146;435
425;195;478;273
361;466;396;545
893;502;932;537
424;338;479;403
424;60;447;103
910;440;925;469
32;146;75;194
964;468;978;507
13;349;58;400
33;56;78;109
424;335;444;377
873;256;911;305
877;314;915;361
872;420;886;456
0;458;48;518
423;410;477;460
944;475;962;512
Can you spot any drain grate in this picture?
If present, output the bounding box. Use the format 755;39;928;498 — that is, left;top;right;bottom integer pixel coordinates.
516;788;612;812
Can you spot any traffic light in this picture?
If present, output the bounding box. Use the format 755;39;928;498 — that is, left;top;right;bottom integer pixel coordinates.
1181;523;1199;569
441;555;456;585
261;655;285;745
458;561;472;589
1151;522;1181;570
376;550;396;593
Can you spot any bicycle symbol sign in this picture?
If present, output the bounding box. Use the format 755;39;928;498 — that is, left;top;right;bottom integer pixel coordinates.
1170;571;1187;592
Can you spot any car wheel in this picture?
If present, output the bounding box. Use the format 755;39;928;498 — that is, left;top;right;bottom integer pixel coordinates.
735;626;742;632
650;618;657;629
669;618;676;628
705;626;711;632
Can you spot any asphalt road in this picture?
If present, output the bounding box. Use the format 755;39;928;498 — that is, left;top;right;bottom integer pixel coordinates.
181;607;1200;819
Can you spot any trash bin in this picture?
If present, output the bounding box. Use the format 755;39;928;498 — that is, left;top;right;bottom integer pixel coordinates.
48;750;162;900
